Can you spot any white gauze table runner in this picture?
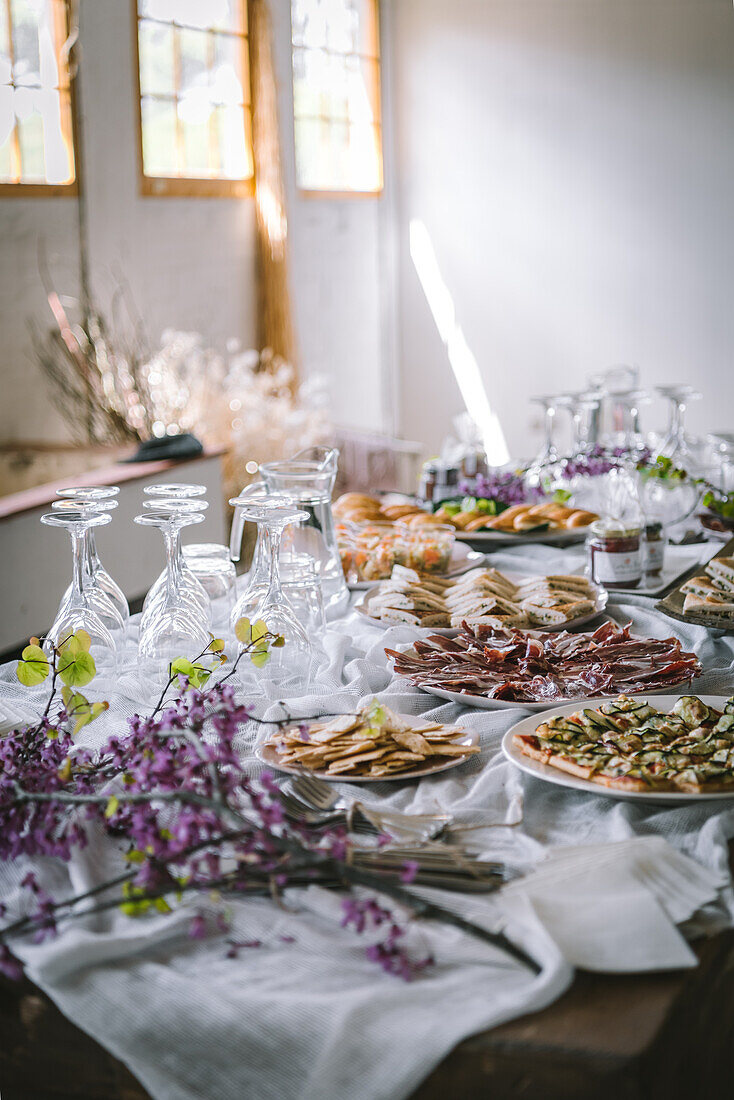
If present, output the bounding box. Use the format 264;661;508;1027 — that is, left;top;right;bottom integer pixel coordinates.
1;542;734;1100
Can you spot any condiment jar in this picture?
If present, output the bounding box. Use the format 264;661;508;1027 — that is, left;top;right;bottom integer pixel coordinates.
643;522;665;578
587;520;643;589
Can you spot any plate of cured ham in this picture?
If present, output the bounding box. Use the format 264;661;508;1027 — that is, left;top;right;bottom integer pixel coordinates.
385;621;702;712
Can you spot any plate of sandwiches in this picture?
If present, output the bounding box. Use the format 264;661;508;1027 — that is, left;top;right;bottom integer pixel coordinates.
656;543;734;632
257;702;480;782
503;693;734;802
356;564;606;634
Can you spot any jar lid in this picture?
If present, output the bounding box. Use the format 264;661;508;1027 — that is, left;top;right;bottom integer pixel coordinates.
590;519;642;538
645;521;663;536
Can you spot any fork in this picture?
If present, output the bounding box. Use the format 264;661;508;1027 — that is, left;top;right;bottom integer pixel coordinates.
277;785;378;834
288;773;453;842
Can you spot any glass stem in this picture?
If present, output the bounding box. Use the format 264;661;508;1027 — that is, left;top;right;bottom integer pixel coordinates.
163;526;181;602
545;406;554;451
263;523;284;604
70;529;85;606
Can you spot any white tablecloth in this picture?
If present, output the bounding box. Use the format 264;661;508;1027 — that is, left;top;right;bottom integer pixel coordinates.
1;542;734;1100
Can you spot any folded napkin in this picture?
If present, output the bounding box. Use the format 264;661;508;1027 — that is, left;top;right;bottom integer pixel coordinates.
498;836;725;972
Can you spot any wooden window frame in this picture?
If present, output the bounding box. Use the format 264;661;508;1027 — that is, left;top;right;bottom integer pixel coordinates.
0;0;78;197
132;0;254;199
291;0;383;198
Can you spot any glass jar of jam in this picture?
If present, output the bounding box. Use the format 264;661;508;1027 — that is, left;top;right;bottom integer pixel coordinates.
643;522;665;577
587;521;643;589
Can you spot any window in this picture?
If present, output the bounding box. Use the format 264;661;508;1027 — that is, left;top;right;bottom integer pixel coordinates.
0;0;76;193
134;0;253;197
291;0;382;194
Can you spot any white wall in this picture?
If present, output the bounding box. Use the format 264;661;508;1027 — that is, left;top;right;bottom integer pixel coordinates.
0;0;388;447
390;0;734;460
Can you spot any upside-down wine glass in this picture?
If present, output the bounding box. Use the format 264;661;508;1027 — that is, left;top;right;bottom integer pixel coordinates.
655;385;704;474
40;509;119;677
231;501;314;695
229;490;297;615
56;485;129;630
135;508;211;688
142;497;211;621
50;498;126;640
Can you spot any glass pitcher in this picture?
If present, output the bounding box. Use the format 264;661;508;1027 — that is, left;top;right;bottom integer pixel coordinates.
259;454;349;616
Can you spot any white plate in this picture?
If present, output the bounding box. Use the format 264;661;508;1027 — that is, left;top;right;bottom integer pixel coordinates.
358;572;608;636
502;695;734;803
455;527;589;547
256;723;479;783
387;657;696;713
347;543;485;591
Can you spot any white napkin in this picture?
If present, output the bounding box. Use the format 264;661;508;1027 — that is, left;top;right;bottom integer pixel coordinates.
498;836;725;972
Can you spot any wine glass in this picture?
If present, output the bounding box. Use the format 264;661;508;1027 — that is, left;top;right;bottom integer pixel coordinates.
231;502;314;695
50;498;126;640
528;395;560;468
143;483;207;499
56;486;129;630
135;508;211;688
655;385;704;474
229;490;296;616
40;509;119;677
182;544;237;635
142;498;211;620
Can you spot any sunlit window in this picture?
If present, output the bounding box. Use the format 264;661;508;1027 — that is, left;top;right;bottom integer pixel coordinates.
135;0;253;196
291;0;382;193
0;0;75;191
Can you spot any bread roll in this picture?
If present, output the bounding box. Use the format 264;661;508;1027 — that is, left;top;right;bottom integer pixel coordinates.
565;510;598;528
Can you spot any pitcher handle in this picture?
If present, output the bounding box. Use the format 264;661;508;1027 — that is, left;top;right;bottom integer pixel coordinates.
228;480;266;562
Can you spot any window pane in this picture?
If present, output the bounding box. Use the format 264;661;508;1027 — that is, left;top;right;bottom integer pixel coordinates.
352;0;378;58
212;33;247;105
291;0;327;50
178;26;209;97
0;84;15;180
141;95;177;175
346;54;379;125
139;20;174;97
11;0;42;85
181;110;210;176
16;104;44;180
215;102;251;178
139;0;244;33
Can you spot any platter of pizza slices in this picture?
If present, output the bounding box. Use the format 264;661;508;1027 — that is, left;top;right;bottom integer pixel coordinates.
503;693;734;803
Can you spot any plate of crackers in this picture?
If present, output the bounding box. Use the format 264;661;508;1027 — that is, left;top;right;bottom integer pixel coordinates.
503;693;734;803
257;701;480;781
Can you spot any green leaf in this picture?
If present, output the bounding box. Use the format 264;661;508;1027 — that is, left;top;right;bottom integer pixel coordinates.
57;649;96;688
154;897;172;913
235;617;252;644
125;849;145;864
57;757;72;783
104;795;120;818
271;635;285;648
57;630;91;658
170;657;195;679
251;619;268;643
209;637;225;653
250;649;270;668
16;644;50;687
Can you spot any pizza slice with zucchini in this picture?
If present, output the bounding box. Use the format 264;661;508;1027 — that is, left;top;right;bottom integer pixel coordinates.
513;694;734;793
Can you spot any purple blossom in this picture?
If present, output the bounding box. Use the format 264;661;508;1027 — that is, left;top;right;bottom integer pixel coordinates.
0;945;23;981
189;914;207;940
400;860;419;884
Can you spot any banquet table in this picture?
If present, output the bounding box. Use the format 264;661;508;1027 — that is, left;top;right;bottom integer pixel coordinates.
2;541;734;1100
